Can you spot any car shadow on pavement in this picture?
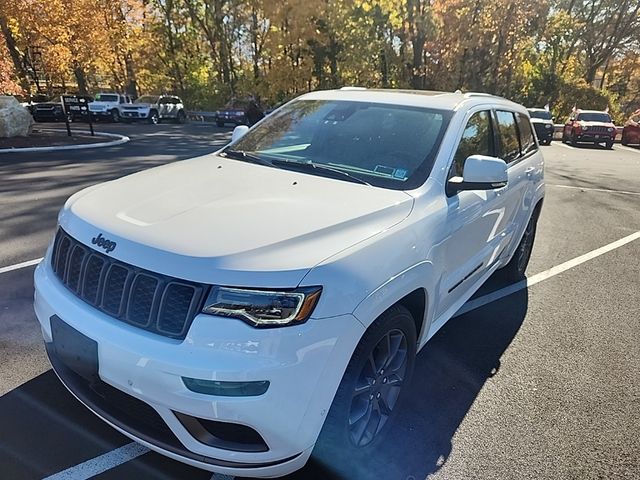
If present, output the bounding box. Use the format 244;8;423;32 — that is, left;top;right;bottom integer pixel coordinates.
0;278;528;480
281;282;529;480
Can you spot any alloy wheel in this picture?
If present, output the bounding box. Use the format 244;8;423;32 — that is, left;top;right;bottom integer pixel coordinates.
516;219;536;274
348;329;408;447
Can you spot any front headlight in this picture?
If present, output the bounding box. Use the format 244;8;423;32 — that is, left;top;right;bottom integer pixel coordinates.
545;124;552;129
582;125;589;131
202;286;322;327
607;127;614;132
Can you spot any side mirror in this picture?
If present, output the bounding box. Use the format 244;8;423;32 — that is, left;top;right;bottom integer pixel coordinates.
447;155;508;196
231;125;249;143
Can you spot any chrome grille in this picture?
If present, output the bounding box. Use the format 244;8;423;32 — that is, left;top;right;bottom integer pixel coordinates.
51;229;208;339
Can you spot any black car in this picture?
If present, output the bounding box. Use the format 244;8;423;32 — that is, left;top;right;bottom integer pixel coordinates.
31;99;68;122
30;95;93;122
214;99;264;127
527;108;554;145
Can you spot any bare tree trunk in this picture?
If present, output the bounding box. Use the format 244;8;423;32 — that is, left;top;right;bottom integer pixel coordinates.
73;62;88;95
0;14;30;93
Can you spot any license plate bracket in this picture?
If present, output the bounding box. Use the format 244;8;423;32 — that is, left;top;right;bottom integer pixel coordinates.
51;315;99;382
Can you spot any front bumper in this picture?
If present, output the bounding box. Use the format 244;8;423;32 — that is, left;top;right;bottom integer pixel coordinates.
120;110;150;120
34;258;364;477
574;133;614;143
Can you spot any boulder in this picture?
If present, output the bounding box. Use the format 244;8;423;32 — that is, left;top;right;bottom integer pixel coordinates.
0;95;34;137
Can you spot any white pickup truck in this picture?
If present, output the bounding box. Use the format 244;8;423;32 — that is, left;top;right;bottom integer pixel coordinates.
89;93;133;122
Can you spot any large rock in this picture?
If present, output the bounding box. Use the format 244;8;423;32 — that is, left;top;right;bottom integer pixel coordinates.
0;95;34;138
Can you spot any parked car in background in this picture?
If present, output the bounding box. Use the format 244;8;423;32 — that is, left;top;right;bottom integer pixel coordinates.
89;93;132;122
621;110;640;146
214;99;265;127
119;95;186;124
35;88;544;478
214;99;249;127
31;98;69;122
527;108;554;145
562;109;615;149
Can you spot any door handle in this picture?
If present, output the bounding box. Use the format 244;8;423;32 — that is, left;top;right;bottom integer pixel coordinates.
525;167;535;175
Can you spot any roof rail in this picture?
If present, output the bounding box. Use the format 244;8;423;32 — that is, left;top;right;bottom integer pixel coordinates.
464;92;496;98
340;86;367;91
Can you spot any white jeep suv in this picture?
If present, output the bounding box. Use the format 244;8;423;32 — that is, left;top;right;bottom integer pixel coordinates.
89;93;133;122
34;89;544;478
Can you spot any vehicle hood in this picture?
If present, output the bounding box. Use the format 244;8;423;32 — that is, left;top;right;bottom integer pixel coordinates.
59;155;414;287
577;121;615;128
90;101;115;108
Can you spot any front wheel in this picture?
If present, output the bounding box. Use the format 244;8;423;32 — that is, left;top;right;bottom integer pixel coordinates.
147;110;159;125
110;109;120;123
176;110;186;124
621;134;629;146
313;305;416;475
605;141;614;150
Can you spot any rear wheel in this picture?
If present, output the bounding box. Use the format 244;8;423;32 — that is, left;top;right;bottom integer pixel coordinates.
499;208;539;282
313;305;416;476
621;133;629;146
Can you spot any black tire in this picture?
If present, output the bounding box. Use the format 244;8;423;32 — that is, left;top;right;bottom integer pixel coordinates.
313;304;416;477
216;120;224;127
606;141;614;150
570;132;578;146
176;110;186;124
110;109;120;123
621;134;628;146
148;110;159;125
499;208;540;283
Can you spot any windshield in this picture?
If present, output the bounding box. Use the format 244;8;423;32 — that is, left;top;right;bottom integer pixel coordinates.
224;100;451;190
528;110;552;120
95;94;118;102
136;95;158;104
577;112;611;123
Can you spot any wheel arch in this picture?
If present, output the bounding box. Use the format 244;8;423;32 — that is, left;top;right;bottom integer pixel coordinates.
352;262;434;347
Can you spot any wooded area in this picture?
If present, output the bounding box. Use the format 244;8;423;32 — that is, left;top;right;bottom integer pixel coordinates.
1;0;639;120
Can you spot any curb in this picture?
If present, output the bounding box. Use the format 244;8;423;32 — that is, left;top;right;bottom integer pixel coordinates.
0;129;130;154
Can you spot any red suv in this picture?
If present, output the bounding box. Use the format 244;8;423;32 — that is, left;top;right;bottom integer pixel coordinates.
621;110;640;146
561;110;615;149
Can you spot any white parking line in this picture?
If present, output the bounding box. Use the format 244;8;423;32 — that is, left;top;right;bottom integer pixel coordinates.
0;257;43;275
548;184;640;196
615;144;640;154
554;142;574;149
42;442;148;480
34;230;640;480
456;230;640;316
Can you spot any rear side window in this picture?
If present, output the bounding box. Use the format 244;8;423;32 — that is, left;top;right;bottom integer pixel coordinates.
495;110;521;163
451;110;493;177
516;113;537;154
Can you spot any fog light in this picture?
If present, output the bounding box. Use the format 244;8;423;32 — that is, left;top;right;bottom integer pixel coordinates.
183;377;270;396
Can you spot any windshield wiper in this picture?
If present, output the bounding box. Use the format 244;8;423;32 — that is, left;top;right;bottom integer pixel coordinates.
220;149;274;167
271;159;372;186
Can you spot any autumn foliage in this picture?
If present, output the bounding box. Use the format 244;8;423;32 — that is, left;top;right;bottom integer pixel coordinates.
1;0;639;120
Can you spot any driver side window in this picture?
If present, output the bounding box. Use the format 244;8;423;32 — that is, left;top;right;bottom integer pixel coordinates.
450;110;494;178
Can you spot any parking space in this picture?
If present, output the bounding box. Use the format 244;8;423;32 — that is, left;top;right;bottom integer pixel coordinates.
1;133;639;480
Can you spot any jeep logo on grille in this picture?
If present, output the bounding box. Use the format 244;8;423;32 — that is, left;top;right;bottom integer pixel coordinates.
92;233;117;253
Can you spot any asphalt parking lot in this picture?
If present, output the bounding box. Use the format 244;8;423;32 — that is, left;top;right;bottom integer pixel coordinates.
1;123;639;480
